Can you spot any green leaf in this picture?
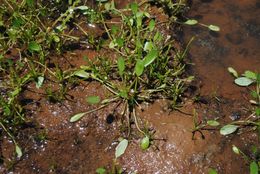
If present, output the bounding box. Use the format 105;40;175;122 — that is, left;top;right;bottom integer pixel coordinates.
148;19;155;31
220;124;239;135
243;71;257;80
74;70;90;78
140;136;150;150
208;25;220;32
234;77;254;86
130;2;138;14
250;161;258;174
134;59;144;77
232;145;240;155
26;0;34;7
96;168;106;174
28;41;41;52
86;96;100;104
143;49;158;67
70;112;86;122
255;108;260;117
207;120;220;127
15;144;22;158
227;67;238;78
208;168;218;174
95;0;108;2
143;42;153;52
184;19;198;25
117;57;125;76
115;139;128;158
36;76;44;89
74;6;89;10
116;38;124;47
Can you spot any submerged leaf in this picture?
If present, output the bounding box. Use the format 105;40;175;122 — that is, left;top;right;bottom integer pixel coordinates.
115;139;128;158
86;96;100;104
184;19;198;25
234;77;254;86
208;25;220;32
140;136;150;150
70;112;86;122
227;67;238;78
220;124;239;135
143;49;158;67
15;145;22;158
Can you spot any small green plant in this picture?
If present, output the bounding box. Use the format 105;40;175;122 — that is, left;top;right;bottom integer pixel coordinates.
70;1;193;148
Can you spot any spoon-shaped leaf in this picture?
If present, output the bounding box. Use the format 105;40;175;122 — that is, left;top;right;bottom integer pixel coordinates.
134;59;144;76
234;77;254;86
143;49;158;67
220;124;239;135
227;67;238;78
140;136;150;150
15;144;22;158
115;139;128;158
70;112;86;122
208;25;220;32
207;120;220;127
184;19;198;25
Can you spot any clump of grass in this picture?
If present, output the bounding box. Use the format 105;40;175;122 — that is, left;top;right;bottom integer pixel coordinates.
71;1;193;142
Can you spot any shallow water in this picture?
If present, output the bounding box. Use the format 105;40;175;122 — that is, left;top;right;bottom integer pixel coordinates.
184;0;260;98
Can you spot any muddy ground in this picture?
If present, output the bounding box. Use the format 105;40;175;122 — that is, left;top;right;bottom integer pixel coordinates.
0;0;260;173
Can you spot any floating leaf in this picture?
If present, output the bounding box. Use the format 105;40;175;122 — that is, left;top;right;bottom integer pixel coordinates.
28;41;41;52
234;77;254;86
250;161;258;174
115;139;128;158
36;76;44;89
117;57;125;76
232;145;240;155
134;59;144;76
140;136;150;150
70;112;86;122
227;67;238;78
207;120;220;127
148;19;155;31
208;168;218;174
96;168;106;174
86;96;100;104
184;19;198;25
243;71;257;80
15;144;22;158
220;124;239;135
208;25;220;32
143;49;158;67
74;70;90;78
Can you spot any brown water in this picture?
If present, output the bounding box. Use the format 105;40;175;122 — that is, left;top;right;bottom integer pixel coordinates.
0;0;259;174
184;0;260;98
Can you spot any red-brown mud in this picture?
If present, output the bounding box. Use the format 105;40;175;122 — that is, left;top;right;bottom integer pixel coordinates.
0;0;259;174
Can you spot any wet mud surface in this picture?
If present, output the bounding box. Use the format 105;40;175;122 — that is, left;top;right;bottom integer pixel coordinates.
0;0;259;174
